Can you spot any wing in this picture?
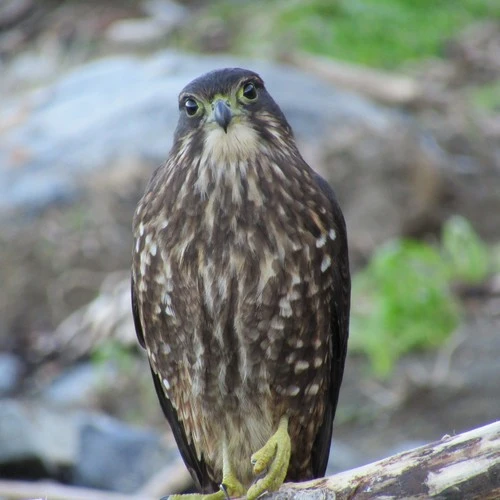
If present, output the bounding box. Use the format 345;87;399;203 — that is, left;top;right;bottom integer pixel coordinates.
310;172;351;477
131;278;217;493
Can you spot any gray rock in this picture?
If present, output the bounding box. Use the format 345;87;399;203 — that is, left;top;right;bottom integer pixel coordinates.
105;18;175;47
141;0;188;27
6;50;59;88
0;399;177;491
0;353;22;395
0;0;33;29
73;412;176;493
0;399;79;476
42;362;122;408
0;51;391;219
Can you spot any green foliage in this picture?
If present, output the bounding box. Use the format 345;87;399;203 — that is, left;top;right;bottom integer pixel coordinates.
273;0;500;68
442;216;490;283
202;0;499;69
92;340;135;372
350;216;490;377
471;82;500;112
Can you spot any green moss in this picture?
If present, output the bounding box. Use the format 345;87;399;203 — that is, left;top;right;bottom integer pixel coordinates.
471;82;500;112
350;216;491;377
198;0;500;69
276;0;500;68
92;340;135;372
442;215;490;283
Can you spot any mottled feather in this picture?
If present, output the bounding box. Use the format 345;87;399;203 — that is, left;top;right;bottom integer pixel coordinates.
131;68;350;491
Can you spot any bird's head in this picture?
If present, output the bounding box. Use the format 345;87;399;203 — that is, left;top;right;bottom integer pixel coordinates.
173;68;294;163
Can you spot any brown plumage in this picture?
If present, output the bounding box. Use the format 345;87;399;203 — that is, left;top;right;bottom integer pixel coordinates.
131;68;350;493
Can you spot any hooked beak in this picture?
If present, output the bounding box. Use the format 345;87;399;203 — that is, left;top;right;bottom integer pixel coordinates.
213;100;232;133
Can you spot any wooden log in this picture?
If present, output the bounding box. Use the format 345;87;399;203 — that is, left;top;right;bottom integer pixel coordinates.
267;420;500;499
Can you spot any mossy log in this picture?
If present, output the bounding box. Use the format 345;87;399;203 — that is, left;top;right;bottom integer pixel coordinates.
267;420;500;500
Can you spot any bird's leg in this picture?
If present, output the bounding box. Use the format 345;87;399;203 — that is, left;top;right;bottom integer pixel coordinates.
220;440;245;498
165;441;244;500
247;415;291;500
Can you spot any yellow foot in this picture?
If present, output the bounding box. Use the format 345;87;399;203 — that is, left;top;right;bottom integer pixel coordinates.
247;415;291;500
220;469;245;499
165;468;245;500
166;493;225;500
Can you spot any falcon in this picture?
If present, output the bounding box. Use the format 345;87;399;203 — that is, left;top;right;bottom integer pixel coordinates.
131;68;350;499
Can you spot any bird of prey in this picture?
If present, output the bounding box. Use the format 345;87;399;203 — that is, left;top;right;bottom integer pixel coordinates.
131;68;350;499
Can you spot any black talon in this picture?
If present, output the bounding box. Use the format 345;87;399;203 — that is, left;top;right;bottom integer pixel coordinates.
220;483;230;500
251;468;268;483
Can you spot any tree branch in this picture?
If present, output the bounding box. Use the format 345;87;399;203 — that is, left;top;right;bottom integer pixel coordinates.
267;420;500;499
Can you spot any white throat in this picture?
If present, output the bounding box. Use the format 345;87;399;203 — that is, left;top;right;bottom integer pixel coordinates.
202;122;260;165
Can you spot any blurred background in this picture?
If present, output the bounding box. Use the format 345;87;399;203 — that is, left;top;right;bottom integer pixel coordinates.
0;0;499;498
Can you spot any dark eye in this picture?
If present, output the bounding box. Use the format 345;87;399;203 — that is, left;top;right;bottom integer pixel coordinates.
184;98;199;116
243;82;257;100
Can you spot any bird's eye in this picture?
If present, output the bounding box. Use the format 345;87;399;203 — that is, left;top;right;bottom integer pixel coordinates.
184;98;199;117
242;82;258;100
